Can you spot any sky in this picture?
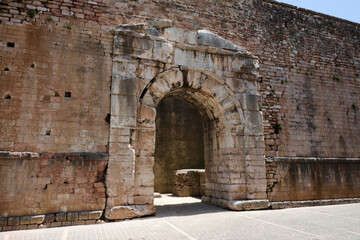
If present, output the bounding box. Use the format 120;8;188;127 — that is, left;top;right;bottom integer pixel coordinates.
274;0;360;24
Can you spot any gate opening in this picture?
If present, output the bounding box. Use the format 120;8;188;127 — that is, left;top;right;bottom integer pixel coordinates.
154;97;205;197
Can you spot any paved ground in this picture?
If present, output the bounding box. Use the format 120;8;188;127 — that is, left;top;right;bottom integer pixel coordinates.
1;195;360;240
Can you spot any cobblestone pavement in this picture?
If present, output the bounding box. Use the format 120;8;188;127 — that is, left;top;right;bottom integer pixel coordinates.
1;195;360;240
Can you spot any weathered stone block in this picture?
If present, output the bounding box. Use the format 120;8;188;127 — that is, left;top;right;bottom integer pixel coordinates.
244;111;264;136
111;76;138;95
153;41;173;63
150;19;172;29
88;211;103;220
67;213;78;221
27;224;38;229
62;221;72;226
163;27;197;45
20;216;31;225
231;57;259;75
44;214;55;223
105;204;155;220
3;226;13;231
7;217;19;226
51;222;62;227
242;93;260;111
86;220;96;225
197;30;241;51
55;213;66;222
173;169;205;197
0;218;7;226
30;215;45;224
228;199;269;211
78;212;89;220
73;220;86;225
174;48;206;69
14;225;27;230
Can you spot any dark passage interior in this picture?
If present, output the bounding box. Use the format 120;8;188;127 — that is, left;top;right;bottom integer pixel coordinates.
154;97;205;194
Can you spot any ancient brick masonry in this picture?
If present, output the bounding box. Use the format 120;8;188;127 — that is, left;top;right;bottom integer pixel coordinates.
173;169;205;197
0;0;360;232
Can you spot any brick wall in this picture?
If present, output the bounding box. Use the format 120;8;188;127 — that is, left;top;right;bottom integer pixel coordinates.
1;6;111;153
266;157;360;201
0;152;107;217
0;0;359;223
1;0;359;157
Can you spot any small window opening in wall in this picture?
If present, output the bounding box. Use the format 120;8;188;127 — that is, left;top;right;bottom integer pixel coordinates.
45;129;51;136
7;42;15;48
4;94;11;100
30;63;36;68
55;91;60;97
105;113;110;124
64;92;71;98
3;67;9;71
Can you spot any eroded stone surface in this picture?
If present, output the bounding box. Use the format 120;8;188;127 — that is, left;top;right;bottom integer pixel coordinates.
105;205;155;220
173;169;205;197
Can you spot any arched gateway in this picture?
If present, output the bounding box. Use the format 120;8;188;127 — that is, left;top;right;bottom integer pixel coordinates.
105;20;268;220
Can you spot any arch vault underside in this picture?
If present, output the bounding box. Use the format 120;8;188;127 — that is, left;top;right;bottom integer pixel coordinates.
105;20;268;220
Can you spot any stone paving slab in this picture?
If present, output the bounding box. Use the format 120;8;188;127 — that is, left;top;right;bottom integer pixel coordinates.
1;196;360;240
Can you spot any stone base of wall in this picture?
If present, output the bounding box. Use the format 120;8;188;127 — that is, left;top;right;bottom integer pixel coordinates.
270;198;360;209
202;196;270;211
0;211;103;232
105;204;155;220
266;157;360;201
173;169;205;197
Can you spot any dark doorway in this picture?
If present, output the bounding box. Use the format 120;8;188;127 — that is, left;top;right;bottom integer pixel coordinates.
154;97;205;194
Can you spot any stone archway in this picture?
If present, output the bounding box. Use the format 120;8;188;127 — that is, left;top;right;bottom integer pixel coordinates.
140;67;246;201
105;20;268;220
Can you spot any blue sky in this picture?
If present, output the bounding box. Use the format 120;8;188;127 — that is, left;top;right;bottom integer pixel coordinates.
274;0;360;23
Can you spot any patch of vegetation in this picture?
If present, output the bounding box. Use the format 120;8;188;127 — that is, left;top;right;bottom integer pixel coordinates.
333;76;340;81
274;124;282;134
47;16;53;21
27;10;36;19
66;24;72;29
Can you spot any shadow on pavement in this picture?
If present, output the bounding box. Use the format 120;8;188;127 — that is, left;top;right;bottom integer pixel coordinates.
152;196;228;218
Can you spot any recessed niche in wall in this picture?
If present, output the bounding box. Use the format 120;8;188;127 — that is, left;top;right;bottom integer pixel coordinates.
55;91;60;97
30;63;36;68
105;113;111;124
2;67;9;71
64;92;71;98
45;129;51;136
7;42;15;48
4;94;11;100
